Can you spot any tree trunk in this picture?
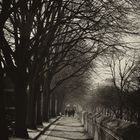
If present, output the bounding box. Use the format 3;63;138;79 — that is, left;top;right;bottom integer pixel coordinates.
37;90;43;126
43;92;50;122
55;98;58;116
26;79;39;129
57;99;60;115
0;65;8;140
14;78;28;138
49;94;52;118
57;94;63;115
42;80;50;122
56;96;61;115
51;93;56;117
43;75;52;122
0;91;9;140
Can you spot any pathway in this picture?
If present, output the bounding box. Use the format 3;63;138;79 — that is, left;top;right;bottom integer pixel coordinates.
38;117;92;140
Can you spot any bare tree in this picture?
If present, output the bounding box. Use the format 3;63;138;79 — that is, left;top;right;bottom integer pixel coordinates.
103;51;137;118
0;0;140;138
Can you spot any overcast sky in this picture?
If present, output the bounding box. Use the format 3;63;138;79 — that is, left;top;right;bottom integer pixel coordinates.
90;37;140;88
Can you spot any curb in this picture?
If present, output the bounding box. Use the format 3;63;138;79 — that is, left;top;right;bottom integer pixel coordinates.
32;116;61;140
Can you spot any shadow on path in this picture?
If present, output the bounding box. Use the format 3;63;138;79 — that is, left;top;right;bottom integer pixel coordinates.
38;117;92;140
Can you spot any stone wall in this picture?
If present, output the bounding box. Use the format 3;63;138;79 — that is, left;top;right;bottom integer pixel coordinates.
78;111;140;140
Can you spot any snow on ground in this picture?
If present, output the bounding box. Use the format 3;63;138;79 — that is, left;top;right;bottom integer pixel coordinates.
9;117;59;140
9;122;50;140
39;117;91;140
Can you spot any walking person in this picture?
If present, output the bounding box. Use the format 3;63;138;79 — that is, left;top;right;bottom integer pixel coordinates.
65;108;68;117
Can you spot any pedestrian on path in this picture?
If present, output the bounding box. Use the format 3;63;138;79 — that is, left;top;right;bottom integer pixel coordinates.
72;108;75;117
65;108;68;117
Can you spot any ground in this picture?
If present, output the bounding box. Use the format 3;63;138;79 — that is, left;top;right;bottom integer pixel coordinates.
9;117;91;140
38;117;91;140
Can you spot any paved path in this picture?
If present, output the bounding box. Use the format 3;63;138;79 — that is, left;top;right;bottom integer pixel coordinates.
38;117;92;140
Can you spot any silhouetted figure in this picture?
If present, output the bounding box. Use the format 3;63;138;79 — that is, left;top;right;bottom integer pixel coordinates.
65;109;68;117
59;112;62;116
72;108;75;117
68;109;71;117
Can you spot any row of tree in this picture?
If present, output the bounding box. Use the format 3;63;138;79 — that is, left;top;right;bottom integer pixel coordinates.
0;0;139;139
84;51;140;124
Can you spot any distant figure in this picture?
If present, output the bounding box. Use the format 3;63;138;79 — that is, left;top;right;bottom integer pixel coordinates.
68;109;71;117
65;109;68;117
59;112;62;116
72;108;75;117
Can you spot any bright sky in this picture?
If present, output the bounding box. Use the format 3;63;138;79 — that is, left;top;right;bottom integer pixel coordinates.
90;37;140;88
